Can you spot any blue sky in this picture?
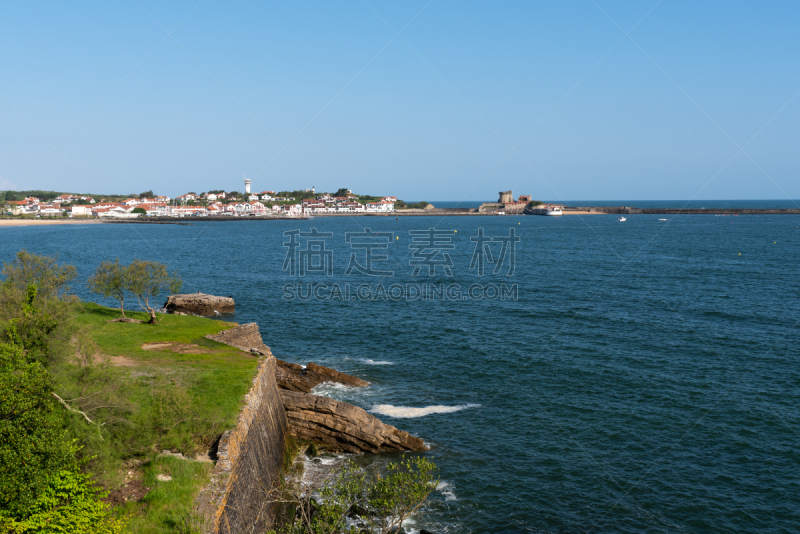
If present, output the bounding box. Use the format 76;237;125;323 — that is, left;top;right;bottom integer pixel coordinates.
1;1;799;201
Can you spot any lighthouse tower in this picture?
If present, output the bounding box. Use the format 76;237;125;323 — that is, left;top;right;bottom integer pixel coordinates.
244;178;252;194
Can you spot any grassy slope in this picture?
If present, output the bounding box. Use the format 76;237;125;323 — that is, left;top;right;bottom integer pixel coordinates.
74;303;259;533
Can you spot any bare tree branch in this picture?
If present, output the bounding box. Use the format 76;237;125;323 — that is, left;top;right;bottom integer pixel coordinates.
52;392;94;425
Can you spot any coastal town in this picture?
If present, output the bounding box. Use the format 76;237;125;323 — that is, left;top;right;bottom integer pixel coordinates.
2;180;401;218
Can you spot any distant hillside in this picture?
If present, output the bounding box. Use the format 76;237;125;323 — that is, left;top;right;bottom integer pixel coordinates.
0;190;140;203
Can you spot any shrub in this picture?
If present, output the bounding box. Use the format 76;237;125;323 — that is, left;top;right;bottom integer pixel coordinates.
0;326;74;517
0;470;125;534
0;252;81;366
268;456;438;534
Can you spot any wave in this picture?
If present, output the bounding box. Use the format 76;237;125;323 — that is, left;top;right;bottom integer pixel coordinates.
437;481;457;501
312;382;362;398
360;359;394;365
370;404;481;418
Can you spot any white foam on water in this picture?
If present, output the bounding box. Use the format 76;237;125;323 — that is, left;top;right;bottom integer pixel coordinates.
299;452;350;486
402;516;417;530
360;358;394;365
312;381;360;396
370;403;481;418
437;481;457;501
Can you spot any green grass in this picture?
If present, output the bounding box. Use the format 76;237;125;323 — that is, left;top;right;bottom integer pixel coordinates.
77;303;242;359
75;303;258;453
120;456;212;534
66;303;260;533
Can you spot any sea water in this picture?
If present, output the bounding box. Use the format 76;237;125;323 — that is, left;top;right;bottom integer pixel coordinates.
3;204;799;533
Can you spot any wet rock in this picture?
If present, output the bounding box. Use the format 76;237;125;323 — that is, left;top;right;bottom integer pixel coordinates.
280;390;427;454
164;292;235;316
276;359;369;392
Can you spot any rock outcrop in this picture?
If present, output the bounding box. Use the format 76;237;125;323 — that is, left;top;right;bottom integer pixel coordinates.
275;359;369;392
164;293;235;316
280;390;427;453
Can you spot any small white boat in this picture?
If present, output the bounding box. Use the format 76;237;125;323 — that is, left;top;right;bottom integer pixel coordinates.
546;208;562;216
659;218;668;221
618;216;627;222
497;211;506;215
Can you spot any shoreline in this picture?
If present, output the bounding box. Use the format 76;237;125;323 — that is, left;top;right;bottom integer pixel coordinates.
3;206;797;227
0;218;103;227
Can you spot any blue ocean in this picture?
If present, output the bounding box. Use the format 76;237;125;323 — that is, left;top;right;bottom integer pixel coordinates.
3;202;799;533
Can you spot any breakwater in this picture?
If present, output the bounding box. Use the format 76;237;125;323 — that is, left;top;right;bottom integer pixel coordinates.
101;216;306;223
563;206;800;215
640;208;800;215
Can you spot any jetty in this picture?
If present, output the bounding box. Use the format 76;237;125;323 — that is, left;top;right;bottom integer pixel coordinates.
561;207;800;215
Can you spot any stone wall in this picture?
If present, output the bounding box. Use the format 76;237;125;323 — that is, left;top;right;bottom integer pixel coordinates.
199;323;289;534
206;323;270;354
211;356;289;534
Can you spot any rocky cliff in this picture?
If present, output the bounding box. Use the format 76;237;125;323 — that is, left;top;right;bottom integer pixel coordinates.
275;359;370;392
280;390;427;453
199;321;427;532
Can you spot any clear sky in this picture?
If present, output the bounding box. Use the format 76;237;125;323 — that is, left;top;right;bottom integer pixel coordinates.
1;1;799;201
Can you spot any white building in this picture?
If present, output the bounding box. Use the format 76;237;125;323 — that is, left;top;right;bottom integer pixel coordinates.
365;201;395;213
37;204;65;216
70;205;90;217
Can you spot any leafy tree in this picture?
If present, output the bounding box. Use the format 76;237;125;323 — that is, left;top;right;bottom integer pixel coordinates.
334;188;349;198
277;190;316;201
139;190;154;199
0;252;79;365
269;456;438;534
1;250;76;303
7;285;59;365
124;260;182;324
396;201;429;209
132;207;147;215
87;260;128;319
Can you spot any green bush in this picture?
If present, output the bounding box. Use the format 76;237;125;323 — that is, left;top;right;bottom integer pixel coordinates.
269;456;438;534
0;328;74;517
0;470;126;534
0;251;81;366
0;282;125;532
